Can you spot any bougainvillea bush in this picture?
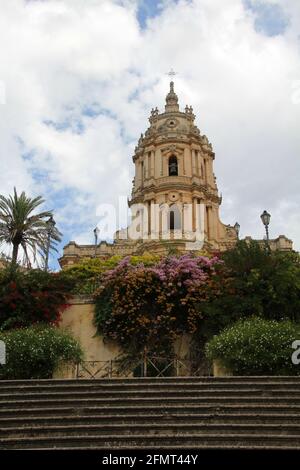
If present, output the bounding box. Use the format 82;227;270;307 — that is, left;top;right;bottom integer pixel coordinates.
0;267;75;330
0;326;83;379
205;318;300;376
94;254;225;360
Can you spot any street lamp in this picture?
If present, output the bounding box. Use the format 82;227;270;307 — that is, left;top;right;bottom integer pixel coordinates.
260;210;271;248
44;215;56;271
93;226;100;257
234;222;240;239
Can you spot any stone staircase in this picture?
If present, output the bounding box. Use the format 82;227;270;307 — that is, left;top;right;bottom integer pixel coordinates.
0;377;300;450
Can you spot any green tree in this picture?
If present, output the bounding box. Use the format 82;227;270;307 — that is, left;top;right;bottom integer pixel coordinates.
220;240;300;321
0;188;61;267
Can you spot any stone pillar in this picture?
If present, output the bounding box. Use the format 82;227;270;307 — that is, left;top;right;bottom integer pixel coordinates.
148;201;151;235
151;199;159;239
192;197;197;232
156;149;162;177
196;151;201;176
144;155;148;180
137;160;142;188
203;158;207;184
207;157;214;186
209;206;217;240
151;150;155;177
191;149;196;176
206;205;210;239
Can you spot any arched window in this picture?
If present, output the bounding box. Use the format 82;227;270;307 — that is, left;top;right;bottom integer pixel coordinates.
168;155;178;176
168;205;181;231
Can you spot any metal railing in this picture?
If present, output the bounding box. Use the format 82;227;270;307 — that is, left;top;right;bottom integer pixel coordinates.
76;356;211;379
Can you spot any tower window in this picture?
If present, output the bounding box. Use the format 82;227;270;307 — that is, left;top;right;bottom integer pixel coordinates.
168;205;181;231
169;156;178;176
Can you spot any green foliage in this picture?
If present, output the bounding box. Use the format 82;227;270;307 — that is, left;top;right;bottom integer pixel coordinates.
67;253;160;294
191;242;300;358
220;240;300;322
0;326;83;379
205;318;300;375
0;266;75;330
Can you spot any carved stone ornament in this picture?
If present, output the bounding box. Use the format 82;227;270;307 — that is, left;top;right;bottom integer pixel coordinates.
168;192;179;202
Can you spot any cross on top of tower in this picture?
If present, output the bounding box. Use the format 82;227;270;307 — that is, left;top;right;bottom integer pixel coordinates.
166;68;177;78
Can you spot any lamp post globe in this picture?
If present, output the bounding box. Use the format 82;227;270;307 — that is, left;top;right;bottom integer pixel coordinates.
260;210;271;228
93;226;100;257
260;210;271;248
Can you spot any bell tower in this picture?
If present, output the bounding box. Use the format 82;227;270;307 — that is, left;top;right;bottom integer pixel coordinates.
59;80;293;268
128;80;237;252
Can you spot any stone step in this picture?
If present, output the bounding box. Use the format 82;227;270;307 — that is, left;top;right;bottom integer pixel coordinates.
1;380;300;393
1;403;300;417
1;432;300;450
1;377;299;449
0;396;299;409
1;376;300;386
1;412;299;427
1;388;300;401
2;422;300;439
2;382;300;394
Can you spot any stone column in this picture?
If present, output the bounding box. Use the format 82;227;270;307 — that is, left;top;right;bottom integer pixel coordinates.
203;158;207;184
182;149;186;175
144;155;148;180
191;149;196;176
137;160;142;188
206;205;210;239
147;201;151;236
196;151;201;176
155;149;163;177
151;150;155;177
192;197;197;232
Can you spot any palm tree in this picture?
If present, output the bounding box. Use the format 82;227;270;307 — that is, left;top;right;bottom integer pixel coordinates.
0;188;61;268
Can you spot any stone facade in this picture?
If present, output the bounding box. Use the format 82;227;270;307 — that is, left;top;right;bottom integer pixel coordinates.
59;82;292;268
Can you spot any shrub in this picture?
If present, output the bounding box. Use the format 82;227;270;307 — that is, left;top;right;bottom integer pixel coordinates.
66;253;161;294
0;267;75;330
94;254;224;360
205;318;300;376
0;326;83;379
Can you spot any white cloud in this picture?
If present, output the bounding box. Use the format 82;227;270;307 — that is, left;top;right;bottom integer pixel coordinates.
0;0;299;268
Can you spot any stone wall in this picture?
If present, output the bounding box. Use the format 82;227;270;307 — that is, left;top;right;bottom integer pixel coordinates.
54;296;121;379
55;296;194;379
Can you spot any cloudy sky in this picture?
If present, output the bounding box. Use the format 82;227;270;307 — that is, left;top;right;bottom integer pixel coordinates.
0;0;299;269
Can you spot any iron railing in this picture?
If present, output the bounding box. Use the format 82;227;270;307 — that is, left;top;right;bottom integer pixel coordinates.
76;356;211;379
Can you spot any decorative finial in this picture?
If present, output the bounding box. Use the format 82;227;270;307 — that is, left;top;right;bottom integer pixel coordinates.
166;68;177;79
165;69;179;112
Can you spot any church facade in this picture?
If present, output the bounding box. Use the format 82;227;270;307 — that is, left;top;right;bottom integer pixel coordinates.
59;82;292;268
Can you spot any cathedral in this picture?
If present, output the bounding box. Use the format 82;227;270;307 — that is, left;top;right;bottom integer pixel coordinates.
59;81;292;268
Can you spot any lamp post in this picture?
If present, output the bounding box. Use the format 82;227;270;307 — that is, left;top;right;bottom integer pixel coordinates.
260;210;271;249
44;215;56;271
93;226;100;258
234;222;240;239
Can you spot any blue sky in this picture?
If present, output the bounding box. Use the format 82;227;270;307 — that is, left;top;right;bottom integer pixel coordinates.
137;0;289;36
244;0;290;36
0;0;299;270
137;0;163;28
